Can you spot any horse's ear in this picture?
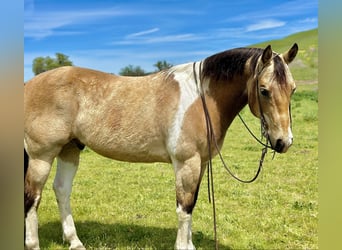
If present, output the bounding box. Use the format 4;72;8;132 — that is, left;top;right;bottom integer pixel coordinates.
261;45;272;65
283;43;298;64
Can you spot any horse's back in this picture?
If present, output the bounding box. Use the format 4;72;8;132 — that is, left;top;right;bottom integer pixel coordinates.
24;66;180;162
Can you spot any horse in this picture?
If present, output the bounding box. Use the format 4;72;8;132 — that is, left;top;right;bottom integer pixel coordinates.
24;43;298;250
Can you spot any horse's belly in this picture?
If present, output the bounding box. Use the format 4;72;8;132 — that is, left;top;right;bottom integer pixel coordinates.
76;124;172;163
88;141;171;163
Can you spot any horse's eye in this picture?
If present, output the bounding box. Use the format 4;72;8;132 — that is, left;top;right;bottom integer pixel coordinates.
260;88;270;97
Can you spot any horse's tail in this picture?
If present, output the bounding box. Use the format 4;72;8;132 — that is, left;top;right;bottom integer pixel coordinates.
24;148;29;180
24;148;34;217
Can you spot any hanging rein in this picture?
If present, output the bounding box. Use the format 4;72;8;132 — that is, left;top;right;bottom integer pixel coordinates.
192;59;293;249
193;61;274;183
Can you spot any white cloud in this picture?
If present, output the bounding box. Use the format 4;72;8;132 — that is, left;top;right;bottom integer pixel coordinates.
299;17;317;23
127;28;160;38
226;0;316;23
246;19;286;32
115;33;202;45
144;34;199;43
24;8;131;39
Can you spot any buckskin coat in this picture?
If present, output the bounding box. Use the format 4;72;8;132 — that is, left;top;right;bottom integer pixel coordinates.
24;44;298;250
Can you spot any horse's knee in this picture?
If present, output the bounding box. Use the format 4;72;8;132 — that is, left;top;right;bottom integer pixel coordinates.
176;204;192;222
174;154;204;214
176;184;200;214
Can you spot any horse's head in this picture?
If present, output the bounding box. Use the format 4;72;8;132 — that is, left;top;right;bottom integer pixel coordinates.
248;43;298;153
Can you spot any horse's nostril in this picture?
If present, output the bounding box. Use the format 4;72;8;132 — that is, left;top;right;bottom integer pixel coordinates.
274;139;285;153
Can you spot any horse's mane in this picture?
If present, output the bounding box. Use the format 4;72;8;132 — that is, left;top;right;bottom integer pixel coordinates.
202;47;287;84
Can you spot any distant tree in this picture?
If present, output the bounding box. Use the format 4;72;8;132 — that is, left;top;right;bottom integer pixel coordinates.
118;60;173;76
153;60;173;71
32;57;45;75
32;53;73;75
119;65;147;76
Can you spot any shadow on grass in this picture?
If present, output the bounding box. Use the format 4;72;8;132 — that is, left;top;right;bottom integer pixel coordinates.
39;221;232;249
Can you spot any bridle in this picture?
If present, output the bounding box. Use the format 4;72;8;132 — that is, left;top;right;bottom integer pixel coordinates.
193;61;273;184
192;56;293;249
249;56;293;152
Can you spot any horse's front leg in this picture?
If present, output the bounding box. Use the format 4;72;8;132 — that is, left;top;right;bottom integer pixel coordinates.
173;153;205;250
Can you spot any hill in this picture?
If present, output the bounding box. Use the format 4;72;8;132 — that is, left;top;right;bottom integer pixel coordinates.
250;28;318;82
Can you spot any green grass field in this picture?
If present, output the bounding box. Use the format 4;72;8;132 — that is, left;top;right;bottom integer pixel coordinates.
36;29;318;249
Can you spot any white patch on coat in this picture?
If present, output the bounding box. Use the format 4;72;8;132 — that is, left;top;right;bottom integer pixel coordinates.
167;62;202;155
287;126;293;146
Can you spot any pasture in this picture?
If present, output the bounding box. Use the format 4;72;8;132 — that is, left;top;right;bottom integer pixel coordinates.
32;29;318;249
36;81;317;249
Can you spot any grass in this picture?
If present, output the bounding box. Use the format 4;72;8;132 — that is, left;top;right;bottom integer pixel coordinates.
37;81;318;249
36;29;318;249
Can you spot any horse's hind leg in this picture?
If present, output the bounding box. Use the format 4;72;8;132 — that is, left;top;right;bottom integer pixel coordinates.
25;156;54;249
53;142;85;250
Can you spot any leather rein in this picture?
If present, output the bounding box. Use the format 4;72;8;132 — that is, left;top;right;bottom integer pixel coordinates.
192;60;282;249
193;61;274;184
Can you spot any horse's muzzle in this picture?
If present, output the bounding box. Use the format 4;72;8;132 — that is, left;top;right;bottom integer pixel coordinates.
273;137;293;153
274;139;286;153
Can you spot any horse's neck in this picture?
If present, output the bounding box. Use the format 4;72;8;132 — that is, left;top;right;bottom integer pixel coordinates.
207;76;249;133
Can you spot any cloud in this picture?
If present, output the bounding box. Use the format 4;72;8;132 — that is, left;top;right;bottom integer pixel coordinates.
226;0;316;23
144;34;199;43
299;17;317;23
127;28;160;38
24;8;131;39
115;33;201;45
246;19;286;32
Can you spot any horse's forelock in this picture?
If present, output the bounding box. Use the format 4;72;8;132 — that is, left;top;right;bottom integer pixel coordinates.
249;52;288;86
272;55;287;85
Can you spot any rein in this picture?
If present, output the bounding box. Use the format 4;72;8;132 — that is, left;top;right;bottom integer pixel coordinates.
193;61;272;182
192;61;274;250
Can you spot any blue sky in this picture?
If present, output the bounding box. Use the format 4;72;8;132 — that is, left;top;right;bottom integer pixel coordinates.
24;0;317;81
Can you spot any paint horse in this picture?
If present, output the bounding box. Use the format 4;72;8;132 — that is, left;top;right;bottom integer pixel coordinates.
24;44;298;249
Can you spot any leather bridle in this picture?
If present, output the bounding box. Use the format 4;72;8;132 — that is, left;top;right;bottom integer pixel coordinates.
193;61;272;184
192;57;293;249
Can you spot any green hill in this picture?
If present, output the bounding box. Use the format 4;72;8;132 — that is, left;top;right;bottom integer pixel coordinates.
250;28;318;82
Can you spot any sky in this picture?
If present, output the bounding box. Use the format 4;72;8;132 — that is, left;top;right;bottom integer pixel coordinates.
24;0;318;81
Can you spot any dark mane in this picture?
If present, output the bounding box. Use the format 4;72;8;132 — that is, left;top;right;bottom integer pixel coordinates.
202;47;287;84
